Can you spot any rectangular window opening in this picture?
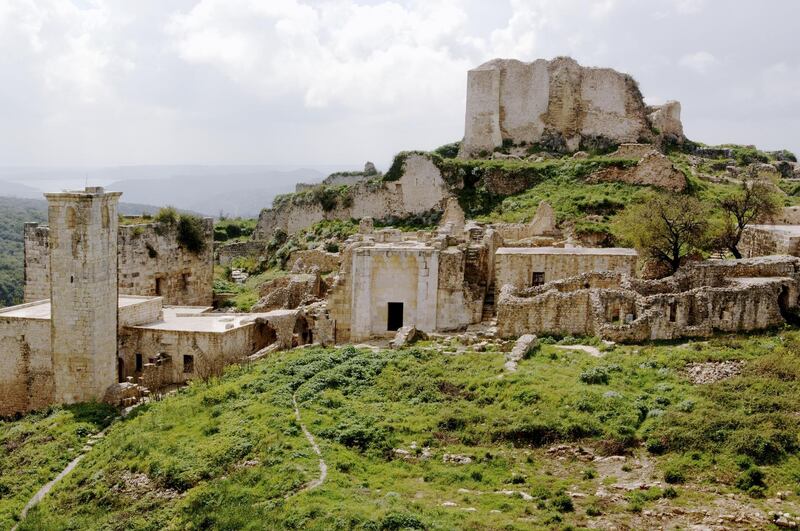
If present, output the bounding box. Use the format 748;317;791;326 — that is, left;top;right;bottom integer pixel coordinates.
532;272;545;287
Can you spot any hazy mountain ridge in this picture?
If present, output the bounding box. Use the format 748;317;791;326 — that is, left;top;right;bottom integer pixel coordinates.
0;165;353;217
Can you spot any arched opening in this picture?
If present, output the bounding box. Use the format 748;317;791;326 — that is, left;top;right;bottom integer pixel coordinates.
253;319;278;351
293;315;313;347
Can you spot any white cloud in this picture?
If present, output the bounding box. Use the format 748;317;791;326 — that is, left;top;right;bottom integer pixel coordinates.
0;0;798;167
678;51;717;74
165;0;480;112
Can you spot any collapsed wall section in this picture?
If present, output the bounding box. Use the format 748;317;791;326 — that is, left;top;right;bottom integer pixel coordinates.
254;154;449;239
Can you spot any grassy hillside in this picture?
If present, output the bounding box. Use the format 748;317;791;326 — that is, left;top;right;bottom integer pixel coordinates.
9;331;800;529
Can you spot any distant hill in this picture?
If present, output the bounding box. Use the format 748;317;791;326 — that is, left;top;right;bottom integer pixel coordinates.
0;165;344;217
106;168;324;217
0;197;171;307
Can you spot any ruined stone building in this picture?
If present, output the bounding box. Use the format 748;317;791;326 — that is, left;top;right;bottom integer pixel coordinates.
459;57;684;157
1;188;317;417
497;256;800;342
24;216;214;306
255;154;449;238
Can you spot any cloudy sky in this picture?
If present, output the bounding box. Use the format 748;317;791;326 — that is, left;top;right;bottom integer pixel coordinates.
1;0;798;169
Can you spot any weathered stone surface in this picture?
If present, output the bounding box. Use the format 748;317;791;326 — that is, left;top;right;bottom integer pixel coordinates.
255;154;449;238
288;249;341;274
460;57;675;157
497;257;800;342
505;333;538;371
389;325;428;349
439;197;466;235
647;100;684;141
609;143;657;160
251;272;325;312
217;240;267;267
25;217;215;306
589;151;687;191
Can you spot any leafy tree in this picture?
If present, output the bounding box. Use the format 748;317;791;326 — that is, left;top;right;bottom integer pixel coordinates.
613;193;709;274
714;175;782;259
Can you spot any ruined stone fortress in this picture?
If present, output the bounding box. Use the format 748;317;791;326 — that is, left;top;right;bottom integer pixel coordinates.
1;188;318;416
3;56;800;417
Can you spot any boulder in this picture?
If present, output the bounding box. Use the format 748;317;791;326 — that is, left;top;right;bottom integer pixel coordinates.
389;325;428;349
505;334;538;371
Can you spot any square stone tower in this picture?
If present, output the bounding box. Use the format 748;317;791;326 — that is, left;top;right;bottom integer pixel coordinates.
45;187;122;404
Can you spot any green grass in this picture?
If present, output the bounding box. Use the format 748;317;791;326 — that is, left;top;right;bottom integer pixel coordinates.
13;330;800;529
214;218;257;243
214;265;288;312
0;403;117;529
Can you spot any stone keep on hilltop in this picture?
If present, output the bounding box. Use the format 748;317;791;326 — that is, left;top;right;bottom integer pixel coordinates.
459;57;684;157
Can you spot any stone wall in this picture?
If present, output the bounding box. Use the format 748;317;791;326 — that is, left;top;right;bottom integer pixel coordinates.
288;249;342;273
459;57;678;157
494;247;638;294
118;220;214;306
0;315;53;416
254;154;449;238
740;225;800;258
217;240;267;266
497;257;800;342
25;218;214;306
22;223;50;301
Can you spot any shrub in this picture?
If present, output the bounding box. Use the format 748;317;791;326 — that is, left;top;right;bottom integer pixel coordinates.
580;367;610;385
380;512;424;530
585;504;602;517
663;467;685;484
433;142;461;159
735;467;766;492
154;206;178;225
167;214;207;254
550;493;574;513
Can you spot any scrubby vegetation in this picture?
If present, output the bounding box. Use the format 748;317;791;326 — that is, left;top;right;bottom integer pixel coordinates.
0;197;47;306
153;206;207;253
10;331;800;529
214;218;257;243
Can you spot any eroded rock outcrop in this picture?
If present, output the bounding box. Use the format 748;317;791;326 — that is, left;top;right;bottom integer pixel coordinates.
459;57;683;157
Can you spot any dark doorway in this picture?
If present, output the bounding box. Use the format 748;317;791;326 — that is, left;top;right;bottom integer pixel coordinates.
117;358;125;382
387;302;404;331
